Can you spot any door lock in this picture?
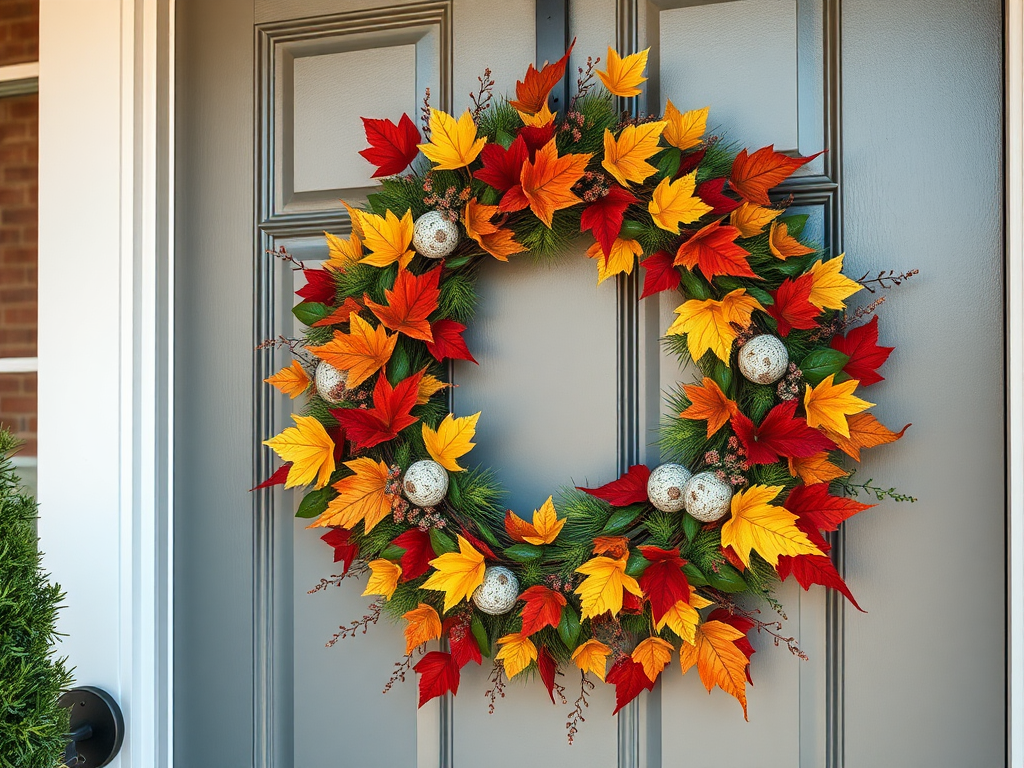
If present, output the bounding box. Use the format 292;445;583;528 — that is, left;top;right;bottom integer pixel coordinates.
58;686;124;767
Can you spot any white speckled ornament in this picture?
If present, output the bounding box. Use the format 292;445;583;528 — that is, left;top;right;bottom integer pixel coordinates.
472;566;520;615
314;361;349;404
738;334;789;384
647;463;693;513
412;210;459;259
683;471;733;523
402;460;449;507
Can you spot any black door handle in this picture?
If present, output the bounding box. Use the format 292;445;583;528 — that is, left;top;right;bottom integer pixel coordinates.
58;686;124;768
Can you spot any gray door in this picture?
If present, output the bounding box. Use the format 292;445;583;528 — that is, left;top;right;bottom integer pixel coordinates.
174;1;1005;766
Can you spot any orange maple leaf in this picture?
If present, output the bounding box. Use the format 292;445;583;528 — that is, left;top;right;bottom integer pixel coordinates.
632;637;674;682
403;604;442;654
264;360;309;399
729;146;820;205
363;267;441;342
681;377;738;438
519;139;592;227
509;40;575;114
307;313;397;389
768;219;815;259
787;452;849;485
679;620;751;719
592;535;631;558
824;412;910;461
729;202;781;238
463;198;527;261
674;219;756;279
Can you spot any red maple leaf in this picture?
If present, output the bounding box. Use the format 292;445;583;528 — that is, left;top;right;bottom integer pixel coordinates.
357;113;421;178
518;585;567;636
696;177;741;215
607;656;656;714
767;273;820;336
425;318;477;364
443;617;483;669
732;400;836;465
639;251;681;299
335;370;422;450
830;315;894;386
675;147;707;179
777;551;863;611
251;462;291;491
296;268;336;303
783;483;874;532
720;544;746;573
517;123;556;158
707;609;756;683
729;146;822;205
392;528;435;581
577;464;651;507
673;220;756;279
474;135;528;194
580;185;638;258
637;546;690;624
621;590;644;614
414;651;460;707
320;528;359;573
509;40;575;114
537;647;561;704
364;267;441;342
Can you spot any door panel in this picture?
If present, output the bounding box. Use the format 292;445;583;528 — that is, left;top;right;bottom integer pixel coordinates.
175;0;1005;766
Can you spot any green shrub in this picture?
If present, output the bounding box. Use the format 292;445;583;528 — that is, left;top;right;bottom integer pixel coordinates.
0;428;73;767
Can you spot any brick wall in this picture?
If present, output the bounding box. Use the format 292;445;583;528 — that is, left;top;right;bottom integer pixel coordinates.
0;0;38;457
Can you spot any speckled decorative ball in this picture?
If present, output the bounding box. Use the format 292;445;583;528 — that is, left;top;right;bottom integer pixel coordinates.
412;211;459;259
738;334;789;385
402;460;449;507
472;566;520;615
683;471;733;523
314;361;349;404
646;463;693;513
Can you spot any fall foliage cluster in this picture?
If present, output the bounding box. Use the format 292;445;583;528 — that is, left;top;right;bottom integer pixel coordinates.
258;44;911;731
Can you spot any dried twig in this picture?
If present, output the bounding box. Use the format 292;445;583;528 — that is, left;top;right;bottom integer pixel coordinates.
470;68;495;121
485;660;507;714
325;597;383;648
857;268;919;293
420;88;432;139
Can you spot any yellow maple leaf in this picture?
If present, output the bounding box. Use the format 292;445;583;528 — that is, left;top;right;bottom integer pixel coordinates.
517;102;556;127
663;101;708;151
574;554;643;620
342;200;365;238
666;288;763;363
768;220;815;259
648;172;713;233
571;639;612;681
496;632;538;679
265;360;309;399
307;313;397;389
803;374;874;438
601;121;667;187
824;412;909;461
721;484;822;567
311;457;391;531
729;202;781;238
325;230;362;272
679;620;751;719
263;414;335;490
788;452;849;485
418;108;487;170
596;47;650;97
632;637;674;682
363;559;402;600
586;238;642;284
403;604;442;654
355;208;415;269
422;412;480;472
688;586;714;610
808;254;862;310
421;535;486;613
656;599;702;645
416;373;451;406
520;139;592;227
522;496;565;545
464;198;527;261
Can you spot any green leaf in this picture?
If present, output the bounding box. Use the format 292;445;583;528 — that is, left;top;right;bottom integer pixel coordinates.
678;267;712;300
473;522;502;549
706;563;747;593
682;562;709;587
601;504;645;535
471;613;492;657
292;301;330;326
380;543;406;561
504;543;544;562
295;486;333;519
428;528;457;555
495;128;516;149
655;147;682;179
619;218;648;240
387;340;411;384
798;348;851;386
624;550;651;578
558;604;582;649
479;186;501;206
780;213;808;238
715;277;773;307
681;513;701;542
711;358;733;395
447;471;465;509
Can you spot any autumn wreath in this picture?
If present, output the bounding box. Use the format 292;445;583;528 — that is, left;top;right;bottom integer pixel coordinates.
257;43;914;736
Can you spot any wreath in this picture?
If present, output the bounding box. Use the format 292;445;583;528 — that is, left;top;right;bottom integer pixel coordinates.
257;43;915;736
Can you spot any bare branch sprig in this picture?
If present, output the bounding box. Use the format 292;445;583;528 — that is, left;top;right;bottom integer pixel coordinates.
269;245;305;271
565;670;595;745
325;597;383;648
470;68;495;121
857;268;919;293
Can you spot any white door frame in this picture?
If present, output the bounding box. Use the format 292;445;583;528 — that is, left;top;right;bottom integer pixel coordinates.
34;1;1024;766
